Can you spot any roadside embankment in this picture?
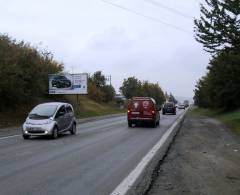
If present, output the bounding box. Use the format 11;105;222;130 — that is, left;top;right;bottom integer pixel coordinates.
146;109;240;195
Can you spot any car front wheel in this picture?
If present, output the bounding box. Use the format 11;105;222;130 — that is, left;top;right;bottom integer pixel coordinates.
23;134;30;139
70;123;77;135
52;127;58;139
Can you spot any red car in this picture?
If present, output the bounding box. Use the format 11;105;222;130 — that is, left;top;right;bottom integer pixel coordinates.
127;97;160;128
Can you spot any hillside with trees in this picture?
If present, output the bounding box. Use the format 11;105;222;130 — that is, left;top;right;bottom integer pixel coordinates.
194;0;240;111
0;34;63;111
0;35;122;127
88;71;115;103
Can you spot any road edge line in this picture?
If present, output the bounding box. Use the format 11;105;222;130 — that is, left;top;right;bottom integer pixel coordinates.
0;134;21;140
110;110;188;195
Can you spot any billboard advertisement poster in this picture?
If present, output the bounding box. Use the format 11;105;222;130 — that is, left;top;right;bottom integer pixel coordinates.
49;73;88;94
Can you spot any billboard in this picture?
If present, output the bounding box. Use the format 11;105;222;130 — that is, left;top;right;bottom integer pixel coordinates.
49;73;88;94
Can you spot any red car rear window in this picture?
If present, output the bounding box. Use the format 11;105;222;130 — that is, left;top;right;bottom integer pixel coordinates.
129;100;153;111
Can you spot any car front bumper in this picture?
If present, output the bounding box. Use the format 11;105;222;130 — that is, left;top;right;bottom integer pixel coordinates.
22;123;55;136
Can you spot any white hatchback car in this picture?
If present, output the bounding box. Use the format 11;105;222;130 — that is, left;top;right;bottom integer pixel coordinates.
22;102;76;139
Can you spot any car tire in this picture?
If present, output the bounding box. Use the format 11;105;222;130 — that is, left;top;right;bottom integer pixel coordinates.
23;134;30;139
152;121;156;128
52;127;58;139
128;121;132;128
70;123;77;135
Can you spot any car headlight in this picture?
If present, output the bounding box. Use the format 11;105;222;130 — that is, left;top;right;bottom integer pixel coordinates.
25;119;30;124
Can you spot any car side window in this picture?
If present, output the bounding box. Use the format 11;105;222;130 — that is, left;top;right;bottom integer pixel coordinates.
66;105;73;113
56;105;66;117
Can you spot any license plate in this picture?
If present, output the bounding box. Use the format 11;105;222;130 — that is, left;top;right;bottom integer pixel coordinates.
29;127;41;130
131;112;140;115
143;111;151;115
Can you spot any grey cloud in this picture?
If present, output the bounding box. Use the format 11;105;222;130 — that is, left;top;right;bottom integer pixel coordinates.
87;28;135;51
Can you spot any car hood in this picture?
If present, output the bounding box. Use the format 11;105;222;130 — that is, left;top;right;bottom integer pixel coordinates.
26;118;53;125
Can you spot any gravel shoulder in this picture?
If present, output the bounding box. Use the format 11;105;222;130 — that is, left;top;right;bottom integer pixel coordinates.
147;111;240;195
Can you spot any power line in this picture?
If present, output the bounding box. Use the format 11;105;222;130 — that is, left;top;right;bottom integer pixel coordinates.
144;0;193;20
100;0;192;34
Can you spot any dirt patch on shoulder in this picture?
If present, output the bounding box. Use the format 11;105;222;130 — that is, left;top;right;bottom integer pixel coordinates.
147;113;240;195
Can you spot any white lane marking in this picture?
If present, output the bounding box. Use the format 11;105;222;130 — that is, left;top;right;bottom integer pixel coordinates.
110;110;187;195
0;134;21;140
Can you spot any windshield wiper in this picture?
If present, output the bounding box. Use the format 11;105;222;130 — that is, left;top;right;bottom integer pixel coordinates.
29;113;50;118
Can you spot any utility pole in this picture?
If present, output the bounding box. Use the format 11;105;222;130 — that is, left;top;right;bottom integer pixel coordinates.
106;75;112;86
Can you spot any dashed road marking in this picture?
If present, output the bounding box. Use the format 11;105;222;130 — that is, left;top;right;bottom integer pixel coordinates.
0;134;21;140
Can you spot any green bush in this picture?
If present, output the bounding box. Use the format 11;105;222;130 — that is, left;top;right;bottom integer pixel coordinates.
87;71;115;103
120;77;165;105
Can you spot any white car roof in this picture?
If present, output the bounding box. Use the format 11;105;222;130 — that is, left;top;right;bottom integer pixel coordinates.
37;102;68;107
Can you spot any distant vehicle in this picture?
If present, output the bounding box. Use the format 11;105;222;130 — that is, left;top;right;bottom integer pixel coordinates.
184;100;189;108
22;102;76;139
178;104;185;110
162;102;176;115
114;94;126;101
51;75;72;88
127;97;160;128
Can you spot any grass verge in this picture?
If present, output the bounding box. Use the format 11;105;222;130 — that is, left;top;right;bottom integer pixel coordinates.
191;107;240;134
70;96;125;118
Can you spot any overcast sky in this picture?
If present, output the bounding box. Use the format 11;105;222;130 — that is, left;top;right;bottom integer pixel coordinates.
0;0;210;98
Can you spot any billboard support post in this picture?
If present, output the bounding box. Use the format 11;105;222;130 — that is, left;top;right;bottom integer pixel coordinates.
77;94;80;105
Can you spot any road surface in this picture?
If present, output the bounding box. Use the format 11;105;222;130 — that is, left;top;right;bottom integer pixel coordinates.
0;110;184;195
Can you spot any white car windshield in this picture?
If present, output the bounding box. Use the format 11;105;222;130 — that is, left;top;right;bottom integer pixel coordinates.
29;105;58;118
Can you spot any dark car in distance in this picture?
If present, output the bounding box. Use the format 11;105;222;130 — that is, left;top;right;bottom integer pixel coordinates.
127;97;160;128
162;102;176;115
51;75;72;88
184;100;189;108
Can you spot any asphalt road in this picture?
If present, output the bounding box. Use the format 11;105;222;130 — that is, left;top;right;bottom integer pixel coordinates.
0;110;184;195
